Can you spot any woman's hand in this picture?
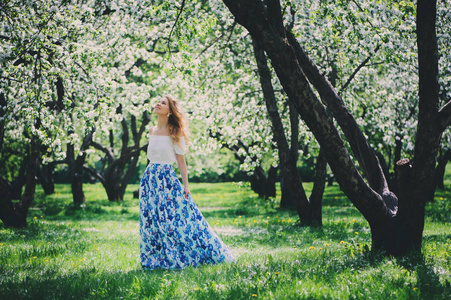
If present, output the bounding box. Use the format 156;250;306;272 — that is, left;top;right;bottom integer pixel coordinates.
184;186;191;199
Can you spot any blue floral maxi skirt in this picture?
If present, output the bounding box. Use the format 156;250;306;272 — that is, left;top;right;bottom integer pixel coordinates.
139;163;236;270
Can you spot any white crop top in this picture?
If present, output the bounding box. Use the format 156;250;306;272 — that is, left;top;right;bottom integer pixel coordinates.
146;135;186;164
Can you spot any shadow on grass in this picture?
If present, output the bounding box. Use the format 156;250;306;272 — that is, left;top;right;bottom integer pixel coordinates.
0;221;72;242
396;253;451;299
423;233;451;243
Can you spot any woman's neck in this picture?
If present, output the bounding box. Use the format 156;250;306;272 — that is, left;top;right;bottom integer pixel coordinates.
157;115;169;129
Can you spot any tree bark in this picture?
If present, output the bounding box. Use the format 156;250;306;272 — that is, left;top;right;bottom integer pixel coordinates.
266;165;277;197
252;36;313;222
67;133;85;205
10;154;28;200
0;135;40;228
0;92;5;152
223;0;447;255
249;165;277;199
0;177;22;227
15;135;40;225
280;102;301;209
88;111;150;201
38;160;55;195
309;149;327;226
435;149;451;189
224;0;387;223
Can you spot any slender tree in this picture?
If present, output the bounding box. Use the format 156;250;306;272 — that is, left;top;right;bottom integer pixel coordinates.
253;37;326;224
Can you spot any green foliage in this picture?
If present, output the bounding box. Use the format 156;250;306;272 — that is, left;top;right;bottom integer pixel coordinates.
426;164;451;223
1;181;450;299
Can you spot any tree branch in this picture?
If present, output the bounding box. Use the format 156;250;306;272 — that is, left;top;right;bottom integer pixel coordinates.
131;115;138;143
219;22;237;62
264;0;285;35
167;0;186;52
91;142;115;163
253;36;310;216
83;166;105;185
197;23;235;58
209;130;246;164
124;58;145;77
222;0;394;222
138;111;150;140
339;44;381;93
438;99;451;130
117;105;129;155
286;31;391;198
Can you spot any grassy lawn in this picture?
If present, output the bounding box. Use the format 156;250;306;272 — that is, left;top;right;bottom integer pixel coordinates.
0;168;450;299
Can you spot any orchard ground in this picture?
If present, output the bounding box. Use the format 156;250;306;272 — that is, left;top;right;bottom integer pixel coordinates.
1;166;450;299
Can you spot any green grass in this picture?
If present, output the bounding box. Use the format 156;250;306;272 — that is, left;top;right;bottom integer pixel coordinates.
1;173;450;299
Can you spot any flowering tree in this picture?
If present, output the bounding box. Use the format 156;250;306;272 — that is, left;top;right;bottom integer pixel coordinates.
222;0;451;255
0;0;99;226
0;0;170;224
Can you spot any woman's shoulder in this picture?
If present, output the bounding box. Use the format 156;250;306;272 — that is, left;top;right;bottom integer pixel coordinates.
149;127;169;136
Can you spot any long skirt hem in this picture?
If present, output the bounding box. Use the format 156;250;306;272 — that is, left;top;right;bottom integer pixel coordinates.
139;163;236;270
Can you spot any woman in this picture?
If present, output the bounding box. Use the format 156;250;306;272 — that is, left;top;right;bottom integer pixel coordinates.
139;95;236;270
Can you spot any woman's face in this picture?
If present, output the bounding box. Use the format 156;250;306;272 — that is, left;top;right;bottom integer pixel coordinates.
154;97;171;116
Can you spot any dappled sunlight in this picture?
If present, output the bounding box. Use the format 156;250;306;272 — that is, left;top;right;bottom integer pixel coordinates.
1;181;450;299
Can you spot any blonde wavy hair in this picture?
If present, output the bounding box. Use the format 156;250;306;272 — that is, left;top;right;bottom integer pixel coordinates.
164;95;190;149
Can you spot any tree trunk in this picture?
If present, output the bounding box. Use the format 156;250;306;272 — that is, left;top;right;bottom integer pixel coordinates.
0;92;6;152
435;149;451;189
119;143;142;200
66;129;94;205
0;136;40;228
38;161;55;195
223;0;448;255
279;176;295;208
309;149;327;226
280;102;301;209
249;165;277;199
394;134;403;167
17;136;40;224
0;177;22;227
10;155;28;200
266;165;277;197
104;162;125;201
67;134;85;205
370;159;425;255
89;112;150;202
252;36;313;222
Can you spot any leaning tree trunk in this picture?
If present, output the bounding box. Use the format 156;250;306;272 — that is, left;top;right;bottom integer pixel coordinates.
254;35;328;224
223;0;450;255
0;135;40;228
253;36;314;224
